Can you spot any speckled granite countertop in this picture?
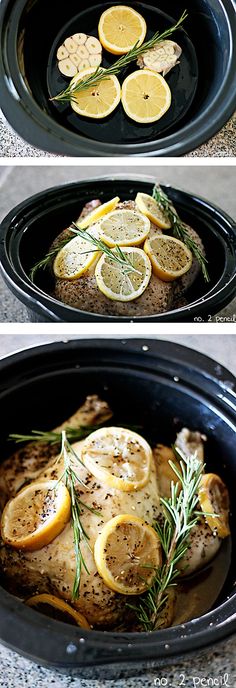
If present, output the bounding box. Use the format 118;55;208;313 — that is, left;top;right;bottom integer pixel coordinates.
0;334;235;688
0;110;235;158
0;638;236;688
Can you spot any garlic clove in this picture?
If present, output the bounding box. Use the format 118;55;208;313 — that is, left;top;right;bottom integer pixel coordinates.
73;32;87;45
58;58;78;78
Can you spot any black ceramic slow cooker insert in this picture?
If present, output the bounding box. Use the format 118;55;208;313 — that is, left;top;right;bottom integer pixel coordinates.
0;338;235;678
0;176;235;322
0;0;235;156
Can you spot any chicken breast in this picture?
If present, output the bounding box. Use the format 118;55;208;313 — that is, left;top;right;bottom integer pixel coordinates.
51;200;205;317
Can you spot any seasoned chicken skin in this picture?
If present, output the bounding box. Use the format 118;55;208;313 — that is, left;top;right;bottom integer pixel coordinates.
0;399;161;628
0;395;112;511
51;200;205;317
0;399;226;630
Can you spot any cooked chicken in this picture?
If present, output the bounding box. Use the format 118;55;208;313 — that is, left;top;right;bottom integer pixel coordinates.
51;199;205;316
0;399;161;628
178;519;221;576
0;395;112;510
0;398;226;630
175;427;206;464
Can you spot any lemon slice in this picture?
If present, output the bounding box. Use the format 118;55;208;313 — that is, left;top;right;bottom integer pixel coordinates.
26;594;91;629
98;209;150;247
121;69;171;124
144;235;192;281
94;514;162;594
1;480;71;551
95;246;152;301
70;67;121;119
77;197;120;229
198;474;230;538
53;230;100;280
98;6;146;55
135;192;171;230
81;427;152;492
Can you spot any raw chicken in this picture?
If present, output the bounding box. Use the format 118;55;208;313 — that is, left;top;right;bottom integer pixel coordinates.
51;200;205;316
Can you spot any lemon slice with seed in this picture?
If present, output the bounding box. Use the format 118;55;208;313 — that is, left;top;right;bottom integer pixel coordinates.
98;6;146;55
135;192;171;230
95;246;152;301
26;594;91;629
77;197;120;229
98;208;150;247
121;69;171;124
1;480;71;551
81;427;152;492
198;473;230;538
94;514;162;595
70;67;121;119
144;235;192;282
53;230;100;280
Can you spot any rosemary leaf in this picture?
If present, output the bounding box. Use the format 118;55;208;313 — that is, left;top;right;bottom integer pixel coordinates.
52;11;188;103
152;184;210;282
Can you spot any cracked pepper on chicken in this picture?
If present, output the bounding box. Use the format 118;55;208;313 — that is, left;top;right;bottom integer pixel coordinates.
0;396;230;632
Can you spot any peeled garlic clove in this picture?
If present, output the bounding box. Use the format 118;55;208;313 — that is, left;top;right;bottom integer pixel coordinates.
73;33;87;45
137;40;182;76
64;37;78;54
86;36;102;55
58;58;77;78
57;45;69;60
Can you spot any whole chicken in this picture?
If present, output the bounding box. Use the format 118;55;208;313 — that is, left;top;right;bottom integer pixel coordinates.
0;398;228;630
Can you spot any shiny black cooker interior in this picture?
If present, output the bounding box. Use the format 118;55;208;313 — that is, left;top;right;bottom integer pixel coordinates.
0;0;235;154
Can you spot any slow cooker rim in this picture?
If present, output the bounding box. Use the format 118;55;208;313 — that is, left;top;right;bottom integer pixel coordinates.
0;0;235;156
0;177;235;322
0;337;235;665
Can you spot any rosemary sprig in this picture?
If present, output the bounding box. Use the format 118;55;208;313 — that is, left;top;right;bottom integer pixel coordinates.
70;222;141;275
56;431;101;599
29;237;72;283
52;11;188;104
29;220;142;282
9;424;105;445
9;423;142;445
128;448;205;631
152;184;210;282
